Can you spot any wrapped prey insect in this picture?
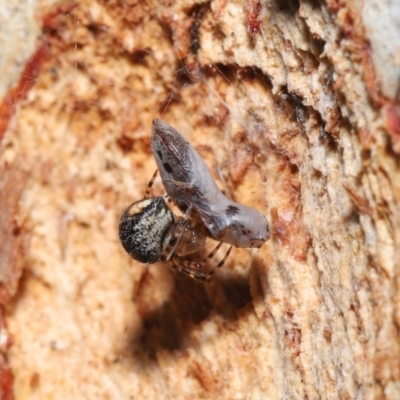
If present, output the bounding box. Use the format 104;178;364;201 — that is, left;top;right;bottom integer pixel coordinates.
151;119;270;249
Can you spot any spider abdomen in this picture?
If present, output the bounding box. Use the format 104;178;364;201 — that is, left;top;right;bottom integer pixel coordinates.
119;197;174;264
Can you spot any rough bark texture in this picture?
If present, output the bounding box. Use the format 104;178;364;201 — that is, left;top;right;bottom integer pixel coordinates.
1;0;400;399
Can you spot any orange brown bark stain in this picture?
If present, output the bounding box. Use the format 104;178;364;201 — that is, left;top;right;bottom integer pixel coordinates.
270;161;311;262
29;372;40;390
0;159;30;303
244;0;262;35
323;327;332;343
284;311;302;358
0;0;76;144
0;308;14;400
357;126;374;150
41;1;77;30
342;180;372;215
0;45;48;142
230;131;257;184
0;162;22;400
360;43;385;108
189;358;217;392
162;13;194;59
326;0;345;14
329;3;383;106
384;105;400;151
324;108;342;135
101;0;149;28
0;361;14;400
326;0;400;152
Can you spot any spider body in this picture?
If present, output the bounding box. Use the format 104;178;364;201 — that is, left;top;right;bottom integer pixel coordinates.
119;197;175;264
119;191;231;282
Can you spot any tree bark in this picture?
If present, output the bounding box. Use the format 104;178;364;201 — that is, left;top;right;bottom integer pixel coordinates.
1;0;400;399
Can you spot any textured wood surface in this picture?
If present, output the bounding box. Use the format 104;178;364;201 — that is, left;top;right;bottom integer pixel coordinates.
1;0;400;399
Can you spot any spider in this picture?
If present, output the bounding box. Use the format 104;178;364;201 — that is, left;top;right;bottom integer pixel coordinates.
119;171;232;282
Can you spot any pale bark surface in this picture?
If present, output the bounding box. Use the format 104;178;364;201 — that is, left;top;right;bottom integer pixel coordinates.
1;0;400;399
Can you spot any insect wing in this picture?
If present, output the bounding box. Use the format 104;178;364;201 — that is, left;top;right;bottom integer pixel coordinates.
151;119;270;249
151;119;220;209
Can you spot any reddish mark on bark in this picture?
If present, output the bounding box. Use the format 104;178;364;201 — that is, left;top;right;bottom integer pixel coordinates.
190;359;216;391
384;105;400;151
327;0;345;13
230;131;255;183
360;43;387;108
286;311;294;319
270;167;311;262
0;159;30;303
162;13;194;59
324;108;342;133
343;180;372;215
323;327;332;343
357;126;373;150
0;364;14;400
283;309;302;356
0;44;48;142
0;311;14;400
117;135;135;153
0;287;10;305
340;9;355;37
326;0;400;135
262;309;272;320
244;0;262;35
30;372;40;389
0;1;79;143
42;1;77;29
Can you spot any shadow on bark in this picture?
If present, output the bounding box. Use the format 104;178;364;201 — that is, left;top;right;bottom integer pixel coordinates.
127;270;254;362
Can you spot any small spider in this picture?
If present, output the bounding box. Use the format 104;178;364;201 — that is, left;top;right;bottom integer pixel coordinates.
119;171;232;282
151;119;270;248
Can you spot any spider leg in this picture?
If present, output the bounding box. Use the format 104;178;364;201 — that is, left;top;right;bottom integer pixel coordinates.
167;258;208;281
202;245;232;281
144;169;159;198
182;203;193;220
165;195;172;204
168;244;232;282
165;204;193;261
205;241;223;260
